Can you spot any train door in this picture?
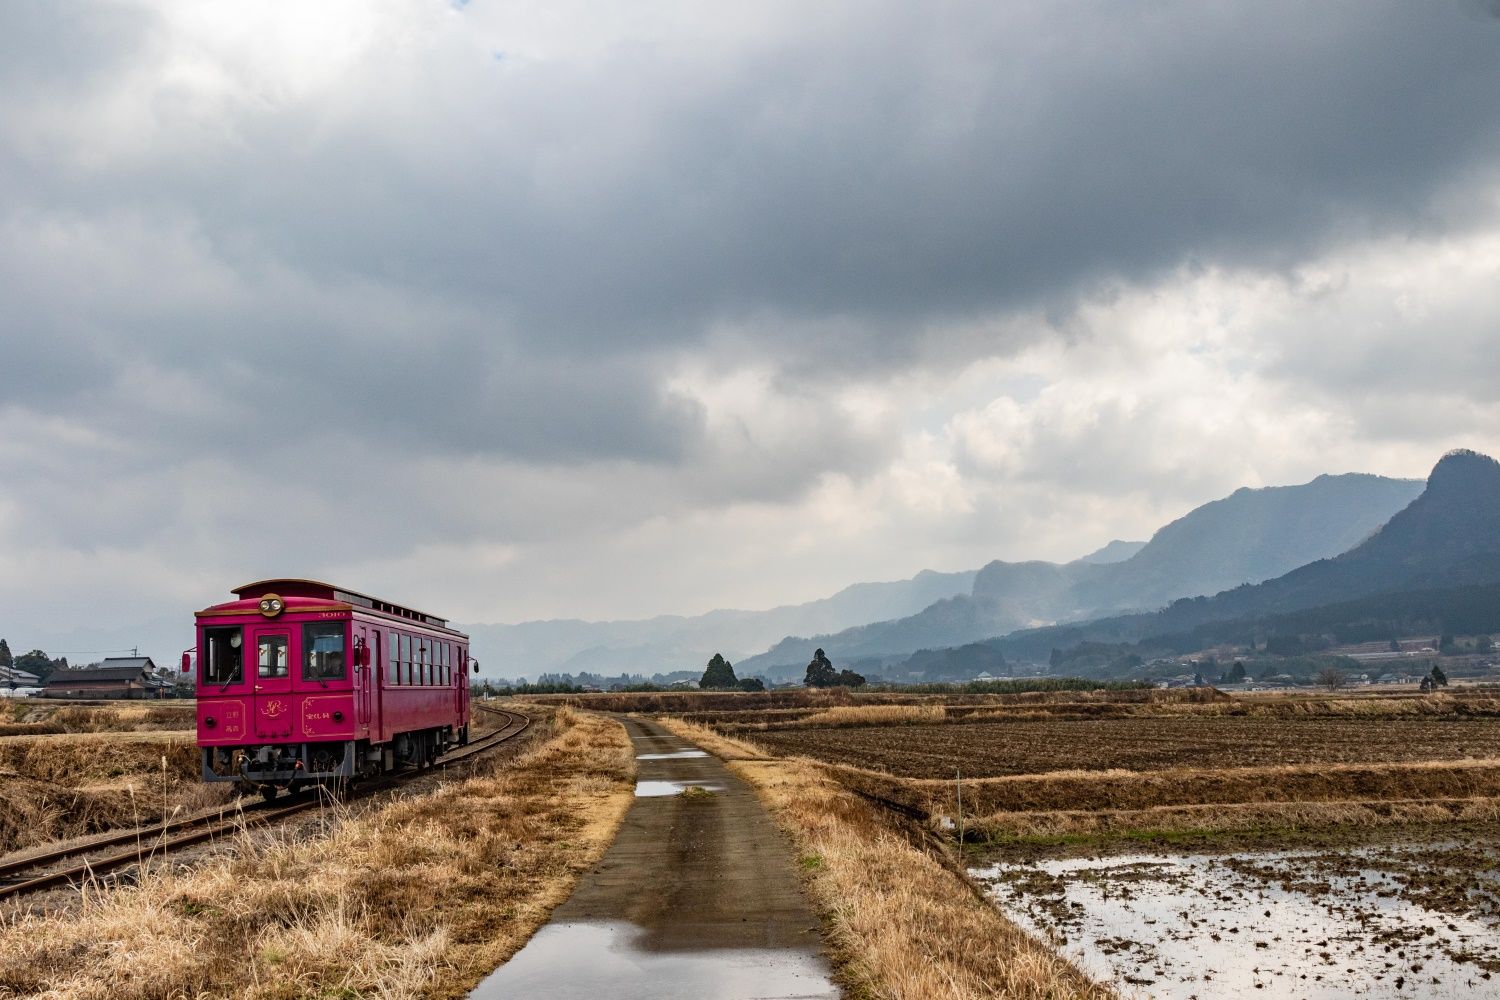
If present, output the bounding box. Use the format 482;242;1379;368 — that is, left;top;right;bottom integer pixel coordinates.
459;644;470;726
357;624;380;738
250;624;294;741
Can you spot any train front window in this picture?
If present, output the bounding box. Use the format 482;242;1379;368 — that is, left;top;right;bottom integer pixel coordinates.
203;627;243;686
258;634;288;678
302;623;346;681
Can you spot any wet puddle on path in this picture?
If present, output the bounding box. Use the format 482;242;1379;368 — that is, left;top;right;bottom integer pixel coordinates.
634;779;726;796
469;920;837;999
973;847;1500;999
636;749;710;760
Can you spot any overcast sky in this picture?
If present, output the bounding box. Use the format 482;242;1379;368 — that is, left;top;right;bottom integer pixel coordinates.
3;0;1499;638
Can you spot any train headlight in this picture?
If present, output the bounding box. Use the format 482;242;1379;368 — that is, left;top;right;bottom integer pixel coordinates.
258;594;285;618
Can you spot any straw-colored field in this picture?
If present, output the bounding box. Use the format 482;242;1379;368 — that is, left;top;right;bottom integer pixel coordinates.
0;701;195;737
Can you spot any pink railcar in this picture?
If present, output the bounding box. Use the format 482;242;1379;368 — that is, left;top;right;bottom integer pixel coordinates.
191;579;473;799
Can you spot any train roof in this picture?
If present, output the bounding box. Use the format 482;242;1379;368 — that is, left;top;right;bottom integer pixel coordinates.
226;579;455;629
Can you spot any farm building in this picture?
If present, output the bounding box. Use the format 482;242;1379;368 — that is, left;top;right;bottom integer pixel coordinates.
41;657;168;699
0;665;42;693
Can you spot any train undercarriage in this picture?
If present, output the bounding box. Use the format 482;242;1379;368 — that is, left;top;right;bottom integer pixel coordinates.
201;725;467;800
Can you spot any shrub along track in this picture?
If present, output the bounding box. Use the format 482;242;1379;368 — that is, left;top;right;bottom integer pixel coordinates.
0;707;531;903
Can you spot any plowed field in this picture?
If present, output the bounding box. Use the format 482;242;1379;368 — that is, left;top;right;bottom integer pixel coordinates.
754;716;1500;777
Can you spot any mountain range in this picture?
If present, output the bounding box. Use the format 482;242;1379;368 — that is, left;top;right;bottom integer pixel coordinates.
464;466;1437;680
944;449;1500;670
737;470;1425;677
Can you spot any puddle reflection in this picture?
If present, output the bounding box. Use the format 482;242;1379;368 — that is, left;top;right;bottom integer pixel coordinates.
469;920;838;999
635;780;726;796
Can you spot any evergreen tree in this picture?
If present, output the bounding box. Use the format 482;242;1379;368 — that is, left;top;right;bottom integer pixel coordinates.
1430;663;1448;687
699;653;738;689
1223;661;1247;684
736;677;765;692
0;639;10;668
804;648;838;688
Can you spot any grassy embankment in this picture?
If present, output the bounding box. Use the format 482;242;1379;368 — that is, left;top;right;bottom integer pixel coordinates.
828;757;1500;844
0;705;635;1000
659;718;1114;1000
0;732;222;855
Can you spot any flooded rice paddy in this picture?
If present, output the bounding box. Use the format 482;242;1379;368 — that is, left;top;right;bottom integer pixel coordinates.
973;843;1500;998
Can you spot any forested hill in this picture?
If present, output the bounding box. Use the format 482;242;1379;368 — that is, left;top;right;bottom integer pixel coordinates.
738;470;1423;675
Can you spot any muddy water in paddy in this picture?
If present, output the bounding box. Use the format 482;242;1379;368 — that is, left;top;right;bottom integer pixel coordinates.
973;844;1500;999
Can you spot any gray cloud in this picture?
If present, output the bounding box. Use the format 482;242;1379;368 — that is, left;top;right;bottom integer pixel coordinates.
2;1;1500;641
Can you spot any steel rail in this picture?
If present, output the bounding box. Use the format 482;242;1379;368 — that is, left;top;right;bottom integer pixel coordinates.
0;708;532;901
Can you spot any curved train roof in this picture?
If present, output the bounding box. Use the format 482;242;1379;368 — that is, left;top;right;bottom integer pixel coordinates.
229;578;453;629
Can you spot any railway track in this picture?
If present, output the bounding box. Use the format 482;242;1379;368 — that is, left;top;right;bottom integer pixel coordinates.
0;707;531;902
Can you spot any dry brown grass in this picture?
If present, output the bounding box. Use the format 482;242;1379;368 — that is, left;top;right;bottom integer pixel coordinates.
0;705;636;1000
798;705;947;728
971;795;1500;839
826;757;1500;817
658;719;1112;1000
0;702;195;735
0;733;227;855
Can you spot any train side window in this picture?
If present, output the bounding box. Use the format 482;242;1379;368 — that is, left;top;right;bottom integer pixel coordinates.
396;634;407;685
387;631;399;684
440;642;449;685
258;634;289;678
444;643;452;684
303;623;346;681
419;641;429;685
203;627;243;685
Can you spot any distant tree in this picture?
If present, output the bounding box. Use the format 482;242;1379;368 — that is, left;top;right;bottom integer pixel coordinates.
804;648;838;688
1439;634;1459;655
13;650;60;680
1389;638;1402;652
1222;661;1247;684
1317;666;1345;692
736;677;765;692
1048;648;1064;669
1430;664;1449;687
0;639;11;669
699;653;738;690
836;668;866;688
1478;635;1495;655
1193;671;1206;687
1420;675;1434;694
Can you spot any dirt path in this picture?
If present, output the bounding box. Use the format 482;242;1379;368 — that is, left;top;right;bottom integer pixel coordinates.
470;716;838;999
